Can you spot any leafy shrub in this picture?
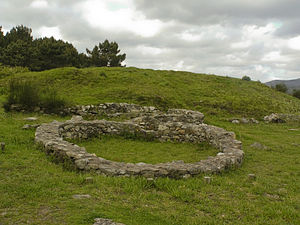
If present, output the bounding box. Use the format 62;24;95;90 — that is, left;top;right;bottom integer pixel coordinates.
275;83;287;93
293;89;300;99
3;78;67;112
242;76;251;81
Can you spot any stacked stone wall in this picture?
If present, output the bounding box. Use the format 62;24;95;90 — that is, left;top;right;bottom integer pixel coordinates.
35;103;244;178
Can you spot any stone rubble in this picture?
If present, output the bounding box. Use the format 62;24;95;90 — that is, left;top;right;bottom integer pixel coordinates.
35;103;244;179
264;113;285;123
250;142;268;150
229;118;259;124
72;194;91;199
22;124;40;130
63;103;160;118
264;113;300;123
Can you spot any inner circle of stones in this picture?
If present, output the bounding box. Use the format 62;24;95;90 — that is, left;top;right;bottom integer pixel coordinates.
35;103;244;178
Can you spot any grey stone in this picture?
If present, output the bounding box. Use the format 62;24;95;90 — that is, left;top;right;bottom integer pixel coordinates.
72;194;91;199
94;218;125;225
240;118;249;124
232;120;240;124
250;118;259;124
10;104;22;111
264;113;285;123
22;124;31;130
182;174;191;179
250;142;268;150
22;124;40;130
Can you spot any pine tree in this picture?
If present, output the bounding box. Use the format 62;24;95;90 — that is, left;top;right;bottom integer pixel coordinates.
86;40;126;67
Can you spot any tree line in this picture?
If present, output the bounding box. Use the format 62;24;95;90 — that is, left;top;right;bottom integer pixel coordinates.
0;25;126;71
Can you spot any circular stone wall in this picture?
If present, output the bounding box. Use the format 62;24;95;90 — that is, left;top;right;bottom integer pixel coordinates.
35;103;244;179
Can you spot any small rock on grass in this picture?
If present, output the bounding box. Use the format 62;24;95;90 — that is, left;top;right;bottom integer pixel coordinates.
182;174;191;179
240;118;249;124
94;218;125;225
24;117;38;121
249;118;259;124
22;124;40;130
72;194;91;199
250;142;268;150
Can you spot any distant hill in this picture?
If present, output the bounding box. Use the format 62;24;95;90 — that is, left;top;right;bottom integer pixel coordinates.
265;78;300;93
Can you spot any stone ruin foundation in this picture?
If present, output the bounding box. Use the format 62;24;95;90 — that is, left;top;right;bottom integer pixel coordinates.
35;103;244;179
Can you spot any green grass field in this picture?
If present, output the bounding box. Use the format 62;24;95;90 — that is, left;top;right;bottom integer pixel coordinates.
0;67;300;224
73;136;218;164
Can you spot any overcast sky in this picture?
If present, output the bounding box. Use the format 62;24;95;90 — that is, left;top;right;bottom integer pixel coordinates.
1;0;300;82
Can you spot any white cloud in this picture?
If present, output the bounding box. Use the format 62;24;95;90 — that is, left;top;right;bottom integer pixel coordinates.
262;51;289;62
231;40;251;49
226;54;242;63
36;26;62;40
76;0;164;37
288;36;300;50
179;30;203;42
136;45;166;56
30;0;48;8
175;60;184;70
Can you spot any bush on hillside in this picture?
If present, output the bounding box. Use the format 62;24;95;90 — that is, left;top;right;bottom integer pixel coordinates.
293;89;300;99
242;76;251;81
275;83;288;93
3;79;67;113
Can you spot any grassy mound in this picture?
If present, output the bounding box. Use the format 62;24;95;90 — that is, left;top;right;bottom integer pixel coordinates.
1;66;300;117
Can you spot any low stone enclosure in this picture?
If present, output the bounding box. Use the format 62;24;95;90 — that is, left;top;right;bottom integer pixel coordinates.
35;103;244;179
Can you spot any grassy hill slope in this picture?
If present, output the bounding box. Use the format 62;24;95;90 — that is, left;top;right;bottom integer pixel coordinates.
1;66;300;117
